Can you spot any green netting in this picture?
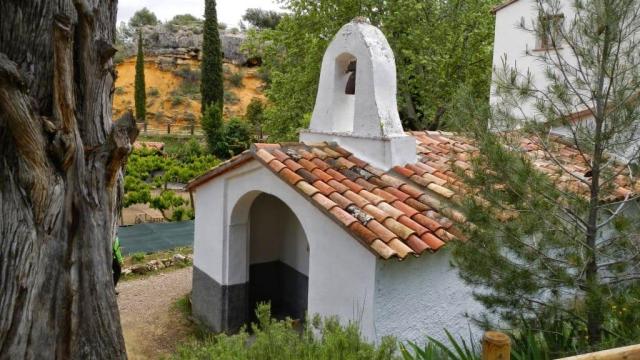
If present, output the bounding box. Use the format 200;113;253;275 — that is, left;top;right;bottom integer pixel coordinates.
118;220;194;255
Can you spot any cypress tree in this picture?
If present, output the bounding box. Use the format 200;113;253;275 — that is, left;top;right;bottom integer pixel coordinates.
201;0;224;115
134;31;146;122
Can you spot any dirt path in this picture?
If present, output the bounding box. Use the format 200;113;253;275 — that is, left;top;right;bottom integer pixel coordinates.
117;267;193;359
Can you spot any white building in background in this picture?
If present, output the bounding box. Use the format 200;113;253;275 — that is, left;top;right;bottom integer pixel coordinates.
490;0;640;161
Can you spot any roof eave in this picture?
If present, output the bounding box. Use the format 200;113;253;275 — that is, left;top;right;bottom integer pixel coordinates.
186;151;254;191
491;0;520;14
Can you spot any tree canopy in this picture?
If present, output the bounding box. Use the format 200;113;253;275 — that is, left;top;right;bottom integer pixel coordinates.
243;0;500;141
242;8;284;29
129;7;159;28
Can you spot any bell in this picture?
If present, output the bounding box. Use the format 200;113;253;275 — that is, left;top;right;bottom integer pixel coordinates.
345;60;356;95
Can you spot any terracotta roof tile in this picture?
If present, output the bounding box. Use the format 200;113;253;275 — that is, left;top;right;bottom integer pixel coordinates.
372;188;398;203
377;202;405;219
327;179;350;194
342;179;365;193
325;168;347;181
412;214;442;232
405;234;431;254
388;239;414;258
421;232;446;250
349;222;378;244
296;181;319;197
269;159;286;173
384;187;411;202
355;178;377;192
343;190;370;208
383;218;415;240
359;190;385;205
312;168;333;183
362;204;391;223
366;220;397;243
370;239;397;259
299;158;318;171
312;193;338;211
312;158;330;170
256;149;276;164
405;198;431;212
284;159;304;172
392;200;419;218
297;168;319;184
347;155;368;168
397;216;428;236
334;145;352;157
272;149;290;163
313;180;337;197
330;207;357;227
280;168;304;185
327;192;355;209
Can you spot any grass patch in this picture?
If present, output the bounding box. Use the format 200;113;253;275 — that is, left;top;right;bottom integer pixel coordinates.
228;71;244;88
131;252;146;263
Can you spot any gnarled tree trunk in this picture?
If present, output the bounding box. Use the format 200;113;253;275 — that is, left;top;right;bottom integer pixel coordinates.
0;0;135;358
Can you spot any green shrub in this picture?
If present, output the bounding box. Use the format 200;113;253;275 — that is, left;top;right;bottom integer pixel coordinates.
172;303;397;359
228;71;244;88
115;87;126;95
147;87;160;97
131;252;146;263
223;91;239;105
400;330;479;360
224;118;252;157
171;95;184;107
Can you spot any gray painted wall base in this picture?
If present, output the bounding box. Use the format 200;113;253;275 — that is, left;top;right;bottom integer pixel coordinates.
192;266;248;333
193;262;309;333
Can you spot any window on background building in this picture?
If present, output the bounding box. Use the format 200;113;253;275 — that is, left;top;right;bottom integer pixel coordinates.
537;13;565;50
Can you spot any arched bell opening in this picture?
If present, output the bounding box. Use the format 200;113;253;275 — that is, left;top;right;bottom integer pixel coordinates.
331;52;357;133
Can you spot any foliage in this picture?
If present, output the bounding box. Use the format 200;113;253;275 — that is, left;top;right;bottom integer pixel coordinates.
170;95;184;107
245;97;266;138
168;14;202;27
242;8;284;29
201;102;227;158
244;0;500;141
131;252;146;263
400;330;479;360
115;87;126;95
201;0;224;114
224;118;252;157
228;70;244;88
172;303;397;359
245;97;265;126
129;7;159;28
147;87;159;97
223;91;239;104
450;0;640;349
134;32;146;122
123;142;219;221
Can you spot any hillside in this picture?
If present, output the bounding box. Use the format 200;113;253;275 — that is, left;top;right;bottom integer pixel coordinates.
113;57;265;133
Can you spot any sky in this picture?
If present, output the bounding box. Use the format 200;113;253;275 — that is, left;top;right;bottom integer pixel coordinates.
117;0;283;28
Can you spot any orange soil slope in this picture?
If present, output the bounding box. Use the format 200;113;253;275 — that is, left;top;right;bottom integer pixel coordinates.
113;57;264;129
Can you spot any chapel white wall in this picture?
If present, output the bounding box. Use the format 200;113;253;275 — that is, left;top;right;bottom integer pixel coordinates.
192;161;378;339
374;249;485;345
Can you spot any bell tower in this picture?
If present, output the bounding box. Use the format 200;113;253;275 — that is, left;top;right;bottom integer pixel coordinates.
300;18;416;170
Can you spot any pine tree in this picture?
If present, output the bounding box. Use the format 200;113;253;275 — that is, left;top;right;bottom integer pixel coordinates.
451;0;640;349
134;31;146;123
201;0;224;115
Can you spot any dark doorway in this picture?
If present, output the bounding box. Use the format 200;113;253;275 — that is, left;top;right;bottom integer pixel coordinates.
247;193;309;323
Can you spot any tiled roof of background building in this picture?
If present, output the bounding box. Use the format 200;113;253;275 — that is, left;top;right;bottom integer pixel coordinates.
188;131;640;260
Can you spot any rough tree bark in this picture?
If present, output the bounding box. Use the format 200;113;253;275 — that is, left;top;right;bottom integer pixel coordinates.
0;1;136;358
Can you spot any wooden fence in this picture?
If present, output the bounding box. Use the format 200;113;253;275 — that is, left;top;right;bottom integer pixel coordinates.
481;331;640;360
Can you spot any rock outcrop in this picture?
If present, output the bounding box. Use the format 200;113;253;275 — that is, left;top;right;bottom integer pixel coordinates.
119;24;249;66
